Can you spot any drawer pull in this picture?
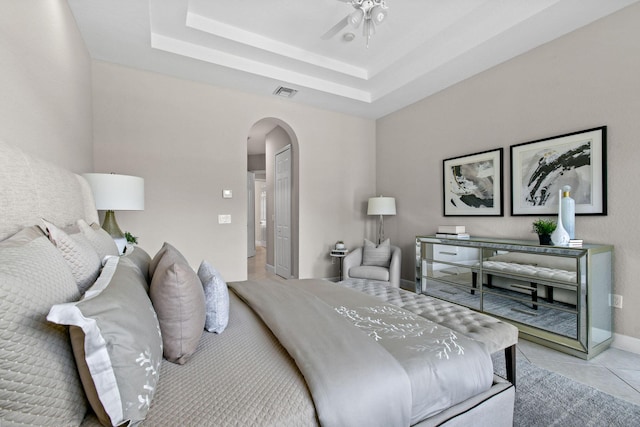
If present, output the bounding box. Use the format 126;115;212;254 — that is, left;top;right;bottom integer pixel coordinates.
439;251;458;256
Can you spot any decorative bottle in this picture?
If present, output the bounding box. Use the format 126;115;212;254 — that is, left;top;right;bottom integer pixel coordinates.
561;185;575;239
551;188;570;246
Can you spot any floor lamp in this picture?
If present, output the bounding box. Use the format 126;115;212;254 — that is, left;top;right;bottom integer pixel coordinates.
83;173;144;254
367;196;396;244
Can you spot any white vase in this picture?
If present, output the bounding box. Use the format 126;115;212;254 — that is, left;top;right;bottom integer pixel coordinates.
551;189;570;246
561;185;575;239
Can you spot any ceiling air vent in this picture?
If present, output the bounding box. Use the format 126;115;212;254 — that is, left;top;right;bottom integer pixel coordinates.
273;86;298;98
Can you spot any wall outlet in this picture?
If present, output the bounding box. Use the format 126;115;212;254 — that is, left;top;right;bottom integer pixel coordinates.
612;294;623;309
218;214;231;224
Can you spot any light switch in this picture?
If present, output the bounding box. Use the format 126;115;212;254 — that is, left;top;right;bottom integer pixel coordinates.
222;189;233;198
218;214;232;224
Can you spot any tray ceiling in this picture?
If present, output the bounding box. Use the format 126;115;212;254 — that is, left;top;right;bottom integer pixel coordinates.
68;0;638;119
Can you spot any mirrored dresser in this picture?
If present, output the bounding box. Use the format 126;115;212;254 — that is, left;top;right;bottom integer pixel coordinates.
415;235;614;359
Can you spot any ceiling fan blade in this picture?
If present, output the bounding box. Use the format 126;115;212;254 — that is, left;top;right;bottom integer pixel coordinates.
321;16;349;40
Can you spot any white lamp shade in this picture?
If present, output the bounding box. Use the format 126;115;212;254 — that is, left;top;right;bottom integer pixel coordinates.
83;173;145;211
367;196;396;216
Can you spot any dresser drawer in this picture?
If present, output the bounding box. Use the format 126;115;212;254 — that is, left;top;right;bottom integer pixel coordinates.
432;244;479;264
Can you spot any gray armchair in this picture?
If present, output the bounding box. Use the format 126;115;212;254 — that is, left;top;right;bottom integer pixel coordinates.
342;244;402;288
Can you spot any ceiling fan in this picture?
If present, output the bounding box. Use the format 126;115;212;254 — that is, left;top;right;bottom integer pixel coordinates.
321;0;389;47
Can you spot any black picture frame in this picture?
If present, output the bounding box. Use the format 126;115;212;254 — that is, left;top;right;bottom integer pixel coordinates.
510;126;607;216
443;148;503;217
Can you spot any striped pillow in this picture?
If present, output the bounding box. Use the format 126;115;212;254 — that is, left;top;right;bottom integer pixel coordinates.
362;238;391;267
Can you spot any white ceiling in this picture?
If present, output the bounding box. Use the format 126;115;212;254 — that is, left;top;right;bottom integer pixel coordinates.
68;0;637;123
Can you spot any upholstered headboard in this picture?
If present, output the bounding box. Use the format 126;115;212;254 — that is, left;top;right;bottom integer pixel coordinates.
0;140;99;241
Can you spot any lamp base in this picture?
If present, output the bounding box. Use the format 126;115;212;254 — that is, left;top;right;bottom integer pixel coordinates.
377;214;385;245
102;210;126;255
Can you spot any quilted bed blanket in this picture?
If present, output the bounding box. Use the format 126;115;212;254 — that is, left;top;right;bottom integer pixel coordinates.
230;279;493;426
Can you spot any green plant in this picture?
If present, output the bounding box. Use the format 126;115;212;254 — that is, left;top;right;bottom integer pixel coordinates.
124;231;138;244
531;219;556;235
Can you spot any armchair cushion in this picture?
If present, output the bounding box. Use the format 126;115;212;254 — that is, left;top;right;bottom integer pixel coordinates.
362;238;391;267
349;265;390;282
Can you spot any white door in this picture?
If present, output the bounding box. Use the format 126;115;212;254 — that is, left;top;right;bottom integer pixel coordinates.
275;145;292;278
247;171;256;258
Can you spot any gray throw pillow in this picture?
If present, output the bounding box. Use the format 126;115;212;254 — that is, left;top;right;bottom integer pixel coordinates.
149;242;188;277
77;219;119;261
150;244;205;364
0;226;86;426
122;244;152;286
197;260;230;333
362;238;391;267
48;256;163;427
42;218;101;294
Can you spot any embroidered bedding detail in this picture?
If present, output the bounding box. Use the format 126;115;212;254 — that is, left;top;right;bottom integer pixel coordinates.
230;278;493;425
230;279;412;427
334;305;465;359
285;279;493;424
47;257;162;426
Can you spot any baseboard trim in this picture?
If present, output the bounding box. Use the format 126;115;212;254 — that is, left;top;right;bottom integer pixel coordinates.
265;263;275;274
400;278;416;292
612;333;640;355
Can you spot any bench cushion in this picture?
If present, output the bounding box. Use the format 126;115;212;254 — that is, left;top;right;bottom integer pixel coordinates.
338;278;518;355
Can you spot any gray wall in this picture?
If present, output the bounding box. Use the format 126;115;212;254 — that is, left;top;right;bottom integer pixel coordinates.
247;154;266;172
0;0;93;171
91;62;377;282
377;3;640;343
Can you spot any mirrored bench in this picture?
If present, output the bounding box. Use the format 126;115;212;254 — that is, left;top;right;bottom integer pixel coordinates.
415;235;614;359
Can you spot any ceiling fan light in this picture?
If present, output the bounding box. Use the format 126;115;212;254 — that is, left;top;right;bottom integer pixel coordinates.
371;7;387;25
348;9;364;27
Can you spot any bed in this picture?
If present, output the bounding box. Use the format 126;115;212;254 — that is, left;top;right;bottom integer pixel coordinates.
0;139;514;426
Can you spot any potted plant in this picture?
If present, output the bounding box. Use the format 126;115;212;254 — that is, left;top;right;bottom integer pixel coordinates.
125;231;138;245
532;219;556;245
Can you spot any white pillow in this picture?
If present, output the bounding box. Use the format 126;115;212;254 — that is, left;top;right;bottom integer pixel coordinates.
197;260;230;333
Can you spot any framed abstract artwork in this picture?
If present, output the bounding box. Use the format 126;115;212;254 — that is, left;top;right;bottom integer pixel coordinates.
510;126;607;216
443;148;503;216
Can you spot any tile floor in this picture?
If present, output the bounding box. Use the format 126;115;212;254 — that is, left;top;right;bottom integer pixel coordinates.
515;338;640;405
248;246;640;406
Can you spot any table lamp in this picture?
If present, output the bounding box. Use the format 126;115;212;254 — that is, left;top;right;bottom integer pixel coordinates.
367;196;396;244
83;173;144;254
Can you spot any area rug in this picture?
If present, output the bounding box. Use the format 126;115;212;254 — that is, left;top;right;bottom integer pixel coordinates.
492;353;640;426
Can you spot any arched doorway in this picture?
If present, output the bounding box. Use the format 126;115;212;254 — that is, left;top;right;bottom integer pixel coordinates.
247;118;299;279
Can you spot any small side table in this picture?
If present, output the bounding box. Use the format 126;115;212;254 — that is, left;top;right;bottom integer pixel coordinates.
329;249;348;280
